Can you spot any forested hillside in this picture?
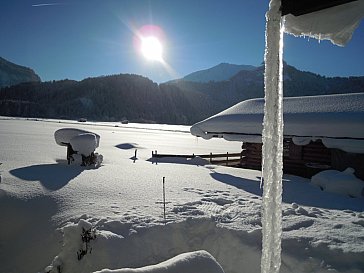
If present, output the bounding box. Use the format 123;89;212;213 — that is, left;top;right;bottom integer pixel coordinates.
1;63;363;125
0;74;207;124
0;57;41;88
169;63;364;116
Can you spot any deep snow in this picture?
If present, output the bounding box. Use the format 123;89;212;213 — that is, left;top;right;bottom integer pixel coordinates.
93;250;224;273
0;117;363;273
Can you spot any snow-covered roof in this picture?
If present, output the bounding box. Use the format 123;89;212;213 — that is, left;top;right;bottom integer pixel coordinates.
190;93;364;151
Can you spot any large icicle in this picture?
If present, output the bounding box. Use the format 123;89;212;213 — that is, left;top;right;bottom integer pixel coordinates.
261;1;284;273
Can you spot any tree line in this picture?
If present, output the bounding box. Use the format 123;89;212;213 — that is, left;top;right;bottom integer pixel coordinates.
0;64;363;125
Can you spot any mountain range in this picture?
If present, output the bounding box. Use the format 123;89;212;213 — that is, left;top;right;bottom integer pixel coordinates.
182;63;257;83
0;57;363;125
0;57;41;88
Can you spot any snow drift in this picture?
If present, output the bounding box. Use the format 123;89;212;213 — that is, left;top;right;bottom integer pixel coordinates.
93;250;225;273
312;168;364;198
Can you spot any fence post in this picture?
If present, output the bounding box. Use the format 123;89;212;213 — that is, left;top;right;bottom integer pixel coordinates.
210;152;212;162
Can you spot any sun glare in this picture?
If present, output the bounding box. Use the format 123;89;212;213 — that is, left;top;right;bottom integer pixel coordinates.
132;24;178;77
133;25;165;63
141;36;163;62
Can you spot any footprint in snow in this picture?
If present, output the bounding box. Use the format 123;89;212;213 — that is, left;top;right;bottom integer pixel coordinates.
283;219;315;232
352;220;364;227
201;197;234;206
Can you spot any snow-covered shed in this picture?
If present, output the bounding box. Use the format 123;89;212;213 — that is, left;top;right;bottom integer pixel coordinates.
190;93;364;179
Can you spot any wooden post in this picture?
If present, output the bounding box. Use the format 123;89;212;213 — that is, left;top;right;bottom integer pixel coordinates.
210;152;212;162
163;177;166;223
133;149;137;163
67;144;71;165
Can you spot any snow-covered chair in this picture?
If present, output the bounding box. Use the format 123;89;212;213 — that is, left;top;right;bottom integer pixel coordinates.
54;128;102;166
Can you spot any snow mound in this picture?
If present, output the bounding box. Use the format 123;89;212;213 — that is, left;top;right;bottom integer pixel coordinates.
46;219;97;273
70;133;98;157
311;168;364;198
54;128;100;147
93;250;225;273
44;215;364;273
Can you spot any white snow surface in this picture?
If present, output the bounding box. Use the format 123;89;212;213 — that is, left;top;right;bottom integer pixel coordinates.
190;93;364;153
312;168;364;198
284;0;364;46
0;117;364;273
93;250;224;273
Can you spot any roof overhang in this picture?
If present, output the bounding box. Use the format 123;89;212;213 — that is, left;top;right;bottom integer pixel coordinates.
281;0;359;16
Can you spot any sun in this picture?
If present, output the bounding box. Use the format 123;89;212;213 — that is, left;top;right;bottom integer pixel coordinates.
140;36;163;62
133;25;167;64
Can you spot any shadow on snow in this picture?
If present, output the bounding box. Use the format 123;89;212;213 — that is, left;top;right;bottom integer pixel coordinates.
115;143;142;150
10;161;85;191
209;171;364;212
147;156;209;166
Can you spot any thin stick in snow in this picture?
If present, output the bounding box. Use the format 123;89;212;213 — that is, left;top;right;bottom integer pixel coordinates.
133;149;137;163
163;176;166;223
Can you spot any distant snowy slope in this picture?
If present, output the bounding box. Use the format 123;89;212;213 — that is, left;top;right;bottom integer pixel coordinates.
182;63;257;83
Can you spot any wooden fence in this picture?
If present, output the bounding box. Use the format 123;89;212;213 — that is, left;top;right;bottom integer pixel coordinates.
152;151;242;166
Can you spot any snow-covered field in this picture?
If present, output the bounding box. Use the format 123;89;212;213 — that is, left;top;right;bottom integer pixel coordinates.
0;117;363;273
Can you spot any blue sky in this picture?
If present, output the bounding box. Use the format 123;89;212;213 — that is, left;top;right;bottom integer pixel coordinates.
1;0;363;83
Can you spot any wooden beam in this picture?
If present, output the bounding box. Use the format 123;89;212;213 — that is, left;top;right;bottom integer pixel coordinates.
281;0;358;16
